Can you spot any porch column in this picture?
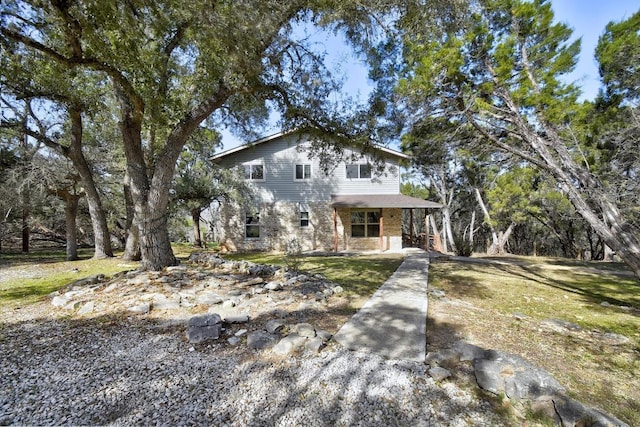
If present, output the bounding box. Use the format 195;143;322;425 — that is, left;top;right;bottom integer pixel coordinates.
333;207;338;252
409;208;414;244
379;208;384;251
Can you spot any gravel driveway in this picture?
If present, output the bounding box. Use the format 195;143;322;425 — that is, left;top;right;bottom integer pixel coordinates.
0;260;504;426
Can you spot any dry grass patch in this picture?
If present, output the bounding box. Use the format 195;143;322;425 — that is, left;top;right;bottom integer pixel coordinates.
427;256;640;426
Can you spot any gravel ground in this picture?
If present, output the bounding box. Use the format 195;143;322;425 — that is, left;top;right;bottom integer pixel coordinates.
0;307;507;426
0;259;506;427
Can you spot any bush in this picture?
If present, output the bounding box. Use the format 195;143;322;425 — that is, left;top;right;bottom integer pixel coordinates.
453;232;474;257
284;238;303;271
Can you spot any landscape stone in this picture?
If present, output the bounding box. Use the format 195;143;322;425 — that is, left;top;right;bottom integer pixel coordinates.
222;300;236;308
425;348;459;367
552;395;629;427
77;301;95;315
186;314;222;344
227;336;241;346
294;323;316;338
600;332;630;346
315;329;333;342
428;367;452;382
246;331;278;350
265;319;285;334
474;350;566;400
264;281;283;291
235;329;248;337
453;340;487;362
52;295;70;307
305;337;325;353
127;302;151;314
272;333;307;355
195;292;224;305
224;314;250;323
332;285;344;294
541;318;582;333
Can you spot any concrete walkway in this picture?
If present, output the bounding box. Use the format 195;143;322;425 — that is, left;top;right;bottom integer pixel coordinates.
333;252;430;362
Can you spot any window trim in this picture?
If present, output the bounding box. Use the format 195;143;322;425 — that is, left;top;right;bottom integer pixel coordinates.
346;163;372;180
245;209;261;239
350;209;380;238
242;162;265;181
294;163;312;181
299;211;310;227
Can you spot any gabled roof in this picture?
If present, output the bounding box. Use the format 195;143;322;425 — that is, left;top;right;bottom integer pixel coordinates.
331;194;442;209
211;131;409;161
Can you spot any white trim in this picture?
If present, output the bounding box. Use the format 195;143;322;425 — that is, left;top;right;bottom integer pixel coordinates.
242;162;266;182
293;163;312;181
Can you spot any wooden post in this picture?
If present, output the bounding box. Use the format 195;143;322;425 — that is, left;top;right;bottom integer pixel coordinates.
409;208;414;246
333;208;338;252
379;208;384;251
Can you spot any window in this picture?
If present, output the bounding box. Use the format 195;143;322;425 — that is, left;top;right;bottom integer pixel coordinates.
351;210;380;237
300;211;309;227
295;164;311;180
346;163;372;179
243;163;264;181
245;210;260;238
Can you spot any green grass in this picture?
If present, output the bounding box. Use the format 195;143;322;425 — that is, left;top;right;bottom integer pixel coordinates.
223;252;405;297
0;248;140;309
428;256;640;426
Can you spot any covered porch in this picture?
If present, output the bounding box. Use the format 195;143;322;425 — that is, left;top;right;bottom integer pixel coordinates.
330;194;442;252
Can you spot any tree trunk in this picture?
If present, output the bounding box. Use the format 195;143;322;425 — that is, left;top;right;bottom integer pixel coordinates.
67;107;113;258
64;192;81;261
191;208;202;247
122;172;141;261
21;188;29;253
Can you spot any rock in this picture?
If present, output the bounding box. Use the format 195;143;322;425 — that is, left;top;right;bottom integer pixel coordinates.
541;318;582;333
600;332;630;346
152;294;181;311
77;301;94;315
264;281;283;291
127;303;151;314
294;323;316;338
425;349;459;367
186;314;222;344
552;395;629;427
315;329;333;342
246;331;278;350
102;282;122;293
196;292;224;306
428;367;451;382
52;295;70;307
222;300;236;309
239;277;264;287
265;319;285;334
453;340;487;362
305;337;325;353
332;285;344;294
223;314;250;324
272;333;307;355
227;336;241;346
474;350;566;400
600;301;612;307
428;288;446;298
235;329;248;337
127;275;151;286
513;312;527;321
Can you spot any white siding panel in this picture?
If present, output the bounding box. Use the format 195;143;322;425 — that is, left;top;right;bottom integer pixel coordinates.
215;134;401;203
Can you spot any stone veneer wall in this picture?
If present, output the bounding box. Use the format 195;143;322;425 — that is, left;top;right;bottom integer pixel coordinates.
218;202;402;252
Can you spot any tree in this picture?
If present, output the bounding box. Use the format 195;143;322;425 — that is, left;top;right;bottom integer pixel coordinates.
1;0;367;270
395;0;640;278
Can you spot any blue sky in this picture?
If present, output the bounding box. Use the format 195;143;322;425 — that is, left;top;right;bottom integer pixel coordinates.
219;1;639;150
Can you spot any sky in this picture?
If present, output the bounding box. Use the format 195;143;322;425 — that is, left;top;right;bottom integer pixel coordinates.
219;0;639;151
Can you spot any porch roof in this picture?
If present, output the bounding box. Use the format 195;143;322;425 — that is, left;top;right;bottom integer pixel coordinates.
331;194;442;209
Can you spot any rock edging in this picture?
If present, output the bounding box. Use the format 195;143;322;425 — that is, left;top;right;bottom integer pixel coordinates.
426;340;628;427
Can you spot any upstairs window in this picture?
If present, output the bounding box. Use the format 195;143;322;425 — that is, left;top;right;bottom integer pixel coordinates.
351;210;380;237
245;210;260;238
243;163;264;181
346;163;372;179
295;164;311;180
299;211;310;227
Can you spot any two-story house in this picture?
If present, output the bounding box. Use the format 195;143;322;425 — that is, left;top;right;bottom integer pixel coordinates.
211;132;441;252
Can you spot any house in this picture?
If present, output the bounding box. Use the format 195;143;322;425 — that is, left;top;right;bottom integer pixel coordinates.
210;132;441;252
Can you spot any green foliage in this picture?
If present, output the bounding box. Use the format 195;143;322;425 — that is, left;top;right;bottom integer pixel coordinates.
596;9;640;103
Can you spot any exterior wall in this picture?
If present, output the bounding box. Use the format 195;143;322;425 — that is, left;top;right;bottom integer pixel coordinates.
337;208;402;251
218;203;403;252
215;134;402;204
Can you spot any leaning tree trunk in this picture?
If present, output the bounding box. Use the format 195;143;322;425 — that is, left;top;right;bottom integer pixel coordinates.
67;107;113;259
63;191;82;261
122;172;141;261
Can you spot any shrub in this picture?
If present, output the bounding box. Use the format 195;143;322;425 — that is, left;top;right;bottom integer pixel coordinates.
284;238;303;271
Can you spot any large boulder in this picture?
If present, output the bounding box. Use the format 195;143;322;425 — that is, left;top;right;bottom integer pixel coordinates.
473;350;566;400
186;314;222;344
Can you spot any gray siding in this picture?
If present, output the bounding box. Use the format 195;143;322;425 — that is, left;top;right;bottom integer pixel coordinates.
215;134;402;203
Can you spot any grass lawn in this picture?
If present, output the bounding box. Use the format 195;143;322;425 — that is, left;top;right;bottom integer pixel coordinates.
428;255;640;426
